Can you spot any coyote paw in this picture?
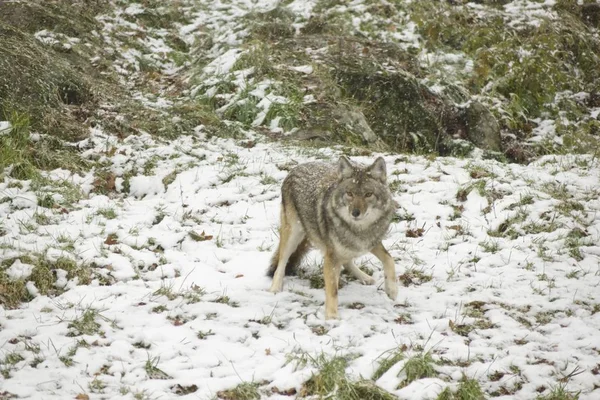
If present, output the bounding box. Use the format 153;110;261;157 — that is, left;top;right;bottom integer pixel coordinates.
359;275;376;285
269;281;283;293
325;310;339;320
384;279;398;300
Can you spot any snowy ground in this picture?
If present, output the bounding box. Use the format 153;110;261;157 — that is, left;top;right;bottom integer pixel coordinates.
1;132;600;399
2;0;600;399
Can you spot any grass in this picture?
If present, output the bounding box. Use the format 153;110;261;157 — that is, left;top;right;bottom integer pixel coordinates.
297;267;326;289
398;352;436;388
536;384;580;400
151;282;205;304
479;240;500;253
0;255;94;309
89;377;107;393
213;295;240;308
197;329;215;340
184;0;600;159
0;0;222;188
144;356;171;380
67;309;103;337
291;352;396;400
437;375;486;400
217;382;261;400
372;350;404;381
97;207;117;220
0;113;42;180
1;351;25;378
409;1;600;159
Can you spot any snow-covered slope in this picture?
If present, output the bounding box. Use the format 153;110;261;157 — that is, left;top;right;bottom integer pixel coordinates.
2;131;600;399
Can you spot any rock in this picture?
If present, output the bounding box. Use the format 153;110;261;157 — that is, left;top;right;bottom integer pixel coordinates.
333;105;379;144
284;37;502;154
582;3;600;28
463;101;502;152
334;63;446;152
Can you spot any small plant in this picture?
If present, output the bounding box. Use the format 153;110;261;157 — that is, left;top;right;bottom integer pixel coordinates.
145;356;171;380
153;206;168;225
298;267;325;289
59;344;79;367
197;329;215;340
182;284;205;304
536;384;580;400
152;305;167;313
97;207;117;219
398;352;436;388
213;295;240;307
298;353;396;399
152;282;178;301
4;351;25;366
372;350;404;381
217;382;261;400
480;240;500;253
437;375;485;400
67;309;104;337
89;377;107;393
259;174;278;185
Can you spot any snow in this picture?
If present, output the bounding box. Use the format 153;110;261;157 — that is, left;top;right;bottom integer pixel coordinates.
288;65;313;74
128;175;166;198
0;120;11;136
202;48;243;77
2;132;600;398
6;259;34;280
124;3;145;16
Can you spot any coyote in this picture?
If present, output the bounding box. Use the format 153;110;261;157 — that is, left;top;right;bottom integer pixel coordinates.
267;156;398;319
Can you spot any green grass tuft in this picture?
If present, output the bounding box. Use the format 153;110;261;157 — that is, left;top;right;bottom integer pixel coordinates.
298;353;396;400
437;375;485;400
217;382;260;400
372;350;404;381
398;352;436;388
536;384;580;400
67;309;103;337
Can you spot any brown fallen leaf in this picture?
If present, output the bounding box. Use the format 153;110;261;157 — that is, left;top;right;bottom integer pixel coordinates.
104;234;118;245
189;231;213;241
271;386;297;396
406;228;424;238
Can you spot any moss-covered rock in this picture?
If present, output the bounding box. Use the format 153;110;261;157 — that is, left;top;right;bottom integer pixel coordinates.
463;102;501;152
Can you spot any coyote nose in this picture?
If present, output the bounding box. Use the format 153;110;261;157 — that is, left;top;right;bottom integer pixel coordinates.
352;209;360;218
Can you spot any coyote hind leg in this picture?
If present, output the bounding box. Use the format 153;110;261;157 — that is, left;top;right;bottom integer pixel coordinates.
343;260;375;285
269;209;305;293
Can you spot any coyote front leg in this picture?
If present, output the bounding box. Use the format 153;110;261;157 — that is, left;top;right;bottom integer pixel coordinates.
371;243;398;300
323;252;342;319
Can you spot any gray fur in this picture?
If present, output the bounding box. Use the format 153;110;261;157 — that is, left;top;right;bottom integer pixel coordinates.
279;157;395;265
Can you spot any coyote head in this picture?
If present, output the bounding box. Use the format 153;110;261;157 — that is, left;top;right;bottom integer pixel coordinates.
333;156;392;226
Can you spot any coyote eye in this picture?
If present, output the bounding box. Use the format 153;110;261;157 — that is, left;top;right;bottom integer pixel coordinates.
365;192;373;198
346;191;354;198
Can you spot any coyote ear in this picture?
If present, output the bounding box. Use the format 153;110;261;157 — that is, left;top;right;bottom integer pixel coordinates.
368;157;387;183
338;156;354;179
